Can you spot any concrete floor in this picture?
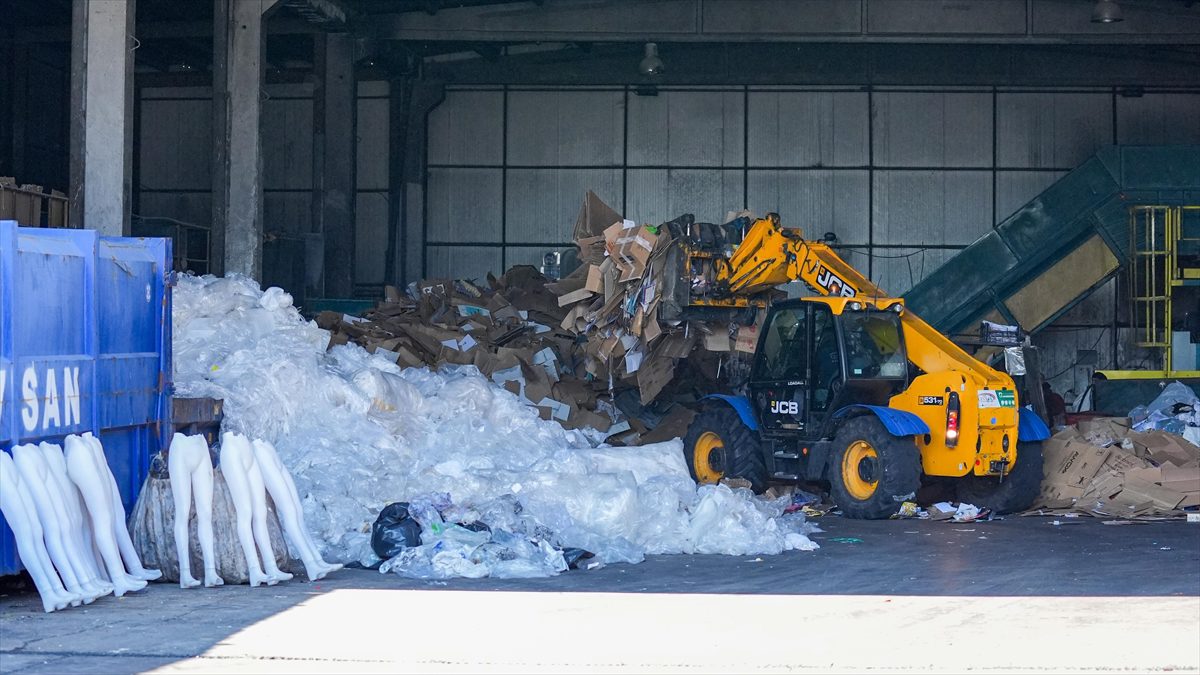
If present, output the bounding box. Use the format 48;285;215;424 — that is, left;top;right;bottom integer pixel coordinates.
1;516;1198;674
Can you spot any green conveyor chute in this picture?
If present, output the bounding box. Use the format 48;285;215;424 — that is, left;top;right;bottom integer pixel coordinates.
906;145;1200;336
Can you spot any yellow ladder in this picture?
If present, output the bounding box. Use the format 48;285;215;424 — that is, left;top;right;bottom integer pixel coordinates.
1130;205;1200;372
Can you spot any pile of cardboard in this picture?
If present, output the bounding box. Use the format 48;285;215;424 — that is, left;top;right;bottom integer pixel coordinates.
320;192;763;444
549;191;759;404
316;268;628;437
1033;416;1200;519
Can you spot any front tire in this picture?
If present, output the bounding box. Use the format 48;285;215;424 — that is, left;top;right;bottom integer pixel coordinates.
829;415;922;519
682;405;768;492
955;441;1043;514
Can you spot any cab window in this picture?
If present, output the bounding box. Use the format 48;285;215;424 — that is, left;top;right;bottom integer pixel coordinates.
842;311;907;379
752;307;806;381
810;305;840;411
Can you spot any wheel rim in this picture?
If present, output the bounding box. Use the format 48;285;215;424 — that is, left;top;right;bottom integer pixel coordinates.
841;440;879;500
693;431;727;484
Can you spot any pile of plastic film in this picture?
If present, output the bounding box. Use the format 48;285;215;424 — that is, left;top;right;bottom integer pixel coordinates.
1129;381;1200;445
172;274;819;579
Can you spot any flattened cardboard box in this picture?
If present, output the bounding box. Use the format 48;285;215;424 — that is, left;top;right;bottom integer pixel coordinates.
735;324;760;353
1076;416;1131;440
1042;436;1112;490
1112;477;1183;511
1159;463;1200;493
637;352;676;404
1097;449;1152;476
585;265;604;293
1126;430;1200;466
572;189;623;241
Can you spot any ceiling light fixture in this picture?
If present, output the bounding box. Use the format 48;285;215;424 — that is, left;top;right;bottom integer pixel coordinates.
639;42;665;76
1091;0;1124;23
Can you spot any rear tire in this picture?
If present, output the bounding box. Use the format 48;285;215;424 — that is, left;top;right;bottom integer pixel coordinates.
829;415;922;519
955;441;1043;514
682;405;768;493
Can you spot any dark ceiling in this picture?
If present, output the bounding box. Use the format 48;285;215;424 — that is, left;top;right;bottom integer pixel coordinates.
2;0;1198;85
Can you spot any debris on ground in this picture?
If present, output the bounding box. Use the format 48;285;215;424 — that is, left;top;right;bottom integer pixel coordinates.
1026;395;1200;519
172;274;821;579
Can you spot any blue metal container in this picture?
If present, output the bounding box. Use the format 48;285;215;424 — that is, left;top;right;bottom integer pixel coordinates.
0;221;173;576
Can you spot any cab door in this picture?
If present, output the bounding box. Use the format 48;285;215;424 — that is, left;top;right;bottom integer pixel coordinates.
807;303;845;435
749;305;810;434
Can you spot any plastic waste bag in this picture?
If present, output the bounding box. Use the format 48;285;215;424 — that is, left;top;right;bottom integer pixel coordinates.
371;502;423;560
1130;381;1200;433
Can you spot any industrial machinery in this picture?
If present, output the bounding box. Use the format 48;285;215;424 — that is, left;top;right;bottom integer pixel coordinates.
669;214;1051;518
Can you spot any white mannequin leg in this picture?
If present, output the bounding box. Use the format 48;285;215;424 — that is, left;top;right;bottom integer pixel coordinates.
283;470;341;576
192;445;221;588
169;447;199;589
64;436;146;597
219;433;273;587
82;433;162;581
11;444;108;602
0;453;75;612
168;433;222;588
247;458;291;582
252;439;340;580
38;443;109;589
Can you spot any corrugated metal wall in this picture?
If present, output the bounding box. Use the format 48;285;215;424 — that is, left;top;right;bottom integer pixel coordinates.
421;84;1200;401
133;81;1200;401
134;80;393;291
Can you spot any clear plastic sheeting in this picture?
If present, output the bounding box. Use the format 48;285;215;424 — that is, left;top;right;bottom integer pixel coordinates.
173;274;819;579
1129;381;1200;435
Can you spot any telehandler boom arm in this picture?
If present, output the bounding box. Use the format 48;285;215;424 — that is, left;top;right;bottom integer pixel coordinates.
715;214;1011;390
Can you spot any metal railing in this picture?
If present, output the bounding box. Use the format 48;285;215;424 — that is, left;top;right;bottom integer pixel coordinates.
1129;205;1200;372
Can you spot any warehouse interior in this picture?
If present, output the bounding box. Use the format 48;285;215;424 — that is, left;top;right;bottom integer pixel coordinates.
4;0;1199;401
2;1;1200;672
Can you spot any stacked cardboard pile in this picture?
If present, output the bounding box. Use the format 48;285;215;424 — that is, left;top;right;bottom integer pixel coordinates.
316;268;628;436
550;191;760;404
1034;416;1200;518
320;192;764;444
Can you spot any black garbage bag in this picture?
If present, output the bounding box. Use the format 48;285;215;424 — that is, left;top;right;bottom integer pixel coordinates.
562;547;594;570
371;502;423;560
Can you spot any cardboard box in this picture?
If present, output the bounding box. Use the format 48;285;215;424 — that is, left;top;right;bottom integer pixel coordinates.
600;258;620;300
1042;435;1112;491
658;332;695;359
563;408;612;432
585;265;604;293
1114;477;1183;511
557;287;595;307
1076;416;1131;441
637;352;676;404
1126;430;1200;466
638;405;697;445
572;190;624;241
1098;449;1152;476
704;324;732;352
927;502;956;520
734;324;759;354
1159;463;1200;493
1078;472;1125;504
642;318;663;342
